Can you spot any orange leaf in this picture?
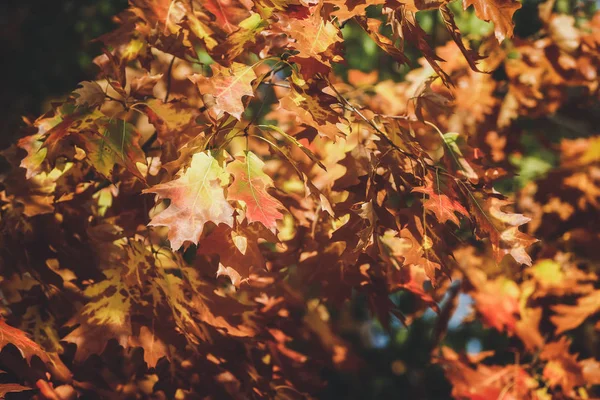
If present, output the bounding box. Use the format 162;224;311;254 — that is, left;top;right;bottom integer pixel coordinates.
144;151;234;249
227;151;284;231
189;62;256;120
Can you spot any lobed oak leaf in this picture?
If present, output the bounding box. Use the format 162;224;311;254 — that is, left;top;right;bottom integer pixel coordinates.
63;322;130;364
468;193;537;265
550;290;600;334
197;224;272;285
17;108;101;176
356;18;409;65
540;338;590;394
0;320;70;380
412;178;469;225
82;119;146;180
278;85;344;140
144;151;234;249
439;5;485;73
81;268;132;327
471;277;520;332
379;229;439;306
0;384;32;398
226;151;284;232
202;0;251;34
128;326;169;368
72;81;106;109
287;15;342;75
139;99;201;139
0;319;51;364
189;62;257;120
463;0;521;43
396;10;451;86
288;16;342;60
325;0;385;21
214;13;267;61
438;347;540;399
185;10;218;50
130;0;186;34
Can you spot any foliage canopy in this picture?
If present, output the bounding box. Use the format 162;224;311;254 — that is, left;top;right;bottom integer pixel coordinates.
0;0;599;398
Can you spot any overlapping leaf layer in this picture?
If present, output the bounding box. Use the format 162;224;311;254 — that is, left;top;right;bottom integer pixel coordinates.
0;0;599;398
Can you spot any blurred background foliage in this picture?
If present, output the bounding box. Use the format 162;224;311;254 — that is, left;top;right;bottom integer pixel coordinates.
0;0;127;149
0;0;598;398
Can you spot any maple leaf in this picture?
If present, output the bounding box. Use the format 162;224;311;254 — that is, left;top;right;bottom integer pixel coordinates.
227;151;284;232
463;0;522;43
189;62;256;120
412;177;469;225
144;151;234;249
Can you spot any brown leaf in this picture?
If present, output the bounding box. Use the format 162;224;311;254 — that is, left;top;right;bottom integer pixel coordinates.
462;0;521;43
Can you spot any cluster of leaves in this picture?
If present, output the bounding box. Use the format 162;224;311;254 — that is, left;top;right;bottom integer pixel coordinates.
0;0;598;398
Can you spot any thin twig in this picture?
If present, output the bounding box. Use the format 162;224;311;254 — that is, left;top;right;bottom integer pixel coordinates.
164;55;176;103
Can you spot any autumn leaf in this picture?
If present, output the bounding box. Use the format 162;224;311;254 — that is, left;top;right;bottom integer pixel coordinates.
128;326;169;368
463;0;522;43
144;151;234;249
0;320;70;380
288;16;342;60
73;81;106;108
189;62;256;120
202;0;251;34
278;84;344;140
412;177;469;225
139;99;201;138
325;0;385;21
83;119;146;180
0;384;32;398
214;13;267;61
356;17;409;65
227;151;284;231
130;0;186;34
551;290;600;334
3;0;600;398
439;5;484;72
468;193;538;265
197;224;272;285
